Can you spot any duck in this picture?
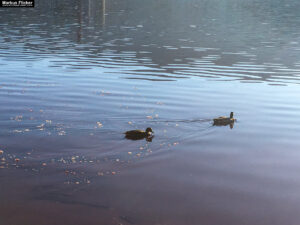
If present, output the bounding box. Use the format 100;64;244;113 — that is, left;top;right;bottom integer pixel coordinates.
124;127;153;140
213;112;236;126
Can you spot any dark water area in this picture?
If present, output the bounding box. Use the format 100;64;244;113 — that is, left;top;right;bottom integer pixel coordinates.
1;0;300;224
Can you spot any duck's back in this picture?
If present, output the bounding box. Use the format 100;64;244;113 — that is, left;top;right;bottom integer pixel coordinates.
214;116;228;121
125;130;146;139
213;117;235;125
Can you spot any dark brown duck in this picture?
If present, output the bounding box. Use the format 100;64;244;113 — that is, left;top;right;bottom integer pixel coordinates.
124;127;153;140
213;112;236;126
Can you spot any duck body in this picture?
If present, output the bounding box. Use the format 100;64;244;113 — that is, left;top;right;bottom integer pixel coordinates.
213;112;236;126
125;127;153;140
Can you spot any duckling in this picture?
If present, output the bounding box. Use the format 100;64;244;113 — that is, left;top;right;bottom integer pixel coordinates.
125;127;153;140
213;112;236;126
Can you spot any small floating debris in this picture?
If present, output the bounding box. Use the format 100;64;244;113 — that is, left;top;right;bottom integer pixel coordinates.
58;130;66;136
99;90;111;96
97;172;104;176
14;115;23;121
96;122;103;128
36;124;45;130
0;150;3;154
13;130;23;133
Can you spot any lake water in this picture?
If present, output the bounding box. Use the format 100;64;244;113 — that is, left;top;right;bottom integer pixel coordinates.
1;0;300;224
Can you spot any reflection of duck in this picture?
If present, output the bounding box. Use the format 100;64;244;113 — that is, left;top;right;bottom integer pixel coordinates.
125;127;153;141
213;112;236;126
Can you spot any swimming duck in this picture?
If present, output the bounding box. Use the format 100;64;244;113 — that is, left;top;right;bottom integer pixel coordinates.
213;112;236;126
125;127;153;140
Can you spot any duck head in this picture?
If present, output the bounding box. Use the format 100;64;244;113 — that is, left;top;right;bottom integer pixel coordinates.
145;127;153;135
230;112;234;118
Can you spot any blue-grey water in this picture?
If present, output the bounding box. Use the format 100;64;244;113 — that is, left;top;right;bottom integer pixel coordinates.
1;0;300;224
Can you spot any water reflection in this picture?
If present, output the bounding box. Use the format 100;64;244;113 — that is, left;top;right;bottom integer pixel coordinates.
102;0;106;26
1;0;300;83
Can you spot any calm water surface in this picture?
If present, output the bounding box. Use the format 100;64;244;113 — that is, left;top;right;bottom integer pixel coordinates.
1;0;300;224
